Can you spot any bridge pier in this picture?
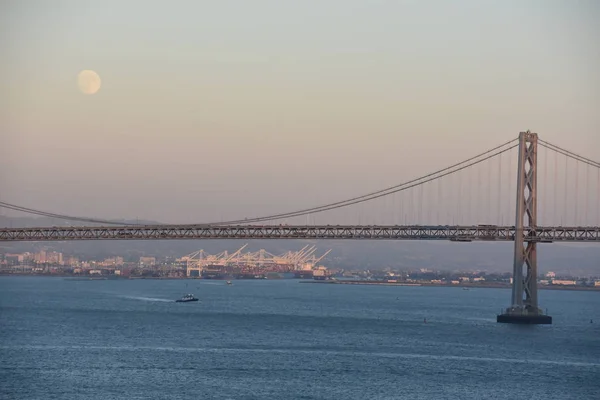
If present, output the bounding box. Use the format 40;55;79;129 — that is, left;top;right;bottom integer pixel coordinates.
497;131;552;324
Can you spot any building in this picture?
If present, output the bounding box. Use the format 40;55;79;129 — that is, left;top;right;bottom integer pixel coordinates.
139;257;156;266
5;254;25;265
65;257;79;267
46;252;63;265
103;256;124;266
32;251;63;265
551;279;577;286
34;250;47;264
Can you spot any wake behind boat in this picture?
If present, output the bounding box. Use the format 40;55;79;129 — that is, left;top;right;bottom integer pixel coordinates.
175;294;198;303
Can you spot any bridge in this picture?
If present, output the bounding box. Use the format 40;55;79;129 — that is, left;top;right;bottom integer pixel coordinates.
1;224;599;242
1;131;600;324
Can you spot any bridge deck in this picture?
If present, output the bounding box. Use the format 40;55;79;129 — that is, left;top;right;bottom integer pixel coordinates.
0;225;599;242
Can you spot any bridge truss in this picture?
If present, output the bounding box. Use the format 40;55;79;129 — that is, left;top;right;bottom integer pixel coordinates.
1;224;598;242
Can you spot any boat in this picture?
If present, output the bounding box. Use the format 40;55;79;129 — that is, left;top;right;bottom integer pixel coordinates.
234;273;265;279
294;270;314;279
175;294;198;303
201;270;234;280
226;281;232;285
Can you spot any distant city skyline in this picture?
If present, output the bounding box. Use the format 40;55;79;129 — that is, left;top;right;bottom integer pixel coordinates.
1;0;599;223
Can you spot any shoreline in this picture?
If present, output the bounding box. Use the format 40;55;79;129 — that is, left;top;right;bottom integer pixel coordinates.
299;280;600;291
1;274;599;292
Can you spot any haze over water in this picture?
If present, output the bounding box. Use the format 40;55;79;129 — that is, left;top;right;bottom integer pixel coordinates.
1;277;599;399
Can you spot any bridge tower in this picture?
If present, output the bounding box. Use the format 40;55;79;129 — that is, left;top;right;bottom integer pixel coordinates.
497;131;552;324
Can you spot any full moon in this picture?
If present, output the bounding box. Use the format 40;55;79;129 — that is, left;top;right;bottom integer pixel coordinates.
77;70;102;95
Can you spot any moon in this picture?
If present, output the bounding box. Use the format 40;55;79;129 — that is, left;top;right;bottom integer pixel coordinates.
77;70;102;95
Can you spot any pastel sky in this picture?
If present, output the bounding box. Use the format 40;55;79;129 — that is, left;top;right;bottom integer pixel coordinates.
1;0;599;224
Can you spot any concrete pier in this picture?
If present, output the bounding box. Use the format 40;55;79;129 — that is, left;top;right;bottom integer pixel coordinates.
497;313;552;324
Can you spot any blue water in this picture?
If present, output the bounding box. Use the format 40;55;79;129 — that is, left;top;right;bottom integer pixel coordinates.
1;277;599;400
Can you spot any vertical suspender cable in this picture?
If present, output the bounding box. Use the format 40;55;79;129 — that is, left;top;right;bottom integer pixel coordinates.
384;194;388;225
554;149;558;226
506;147;512;224
390;191;394;225
467;166;472;225
563;156;568;225
403;189;407;225
448;174;453;224
415;183;419;225
382;195;385;225
409;183;413;225
419;180;424;225
584;163;589;226
574;159;579;226
426;182;431;225
543;145;548;225
397;191;401;225
477;161;482;224
398;190;402;225
498;152;502;224
394;191;399;225
456;166;462;225
437;176;441;225
597;167;600;226
451;172;456;225
487;157;492;224
441;177;445;225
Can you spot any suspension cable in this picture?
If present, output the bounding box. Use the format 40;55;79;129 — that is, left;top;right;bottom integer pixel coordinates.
199;143;519;225
0;201;137;226
1;138;518;226
539;141;600;168
212;138;518;224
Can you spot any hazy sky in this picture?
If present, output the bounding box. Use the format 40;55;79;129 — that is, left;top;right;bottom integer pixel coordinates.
1;0;599;224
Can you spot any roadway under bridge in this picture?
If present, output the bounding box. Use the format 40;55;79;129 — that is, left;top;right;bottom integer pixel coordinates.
0;225;599;242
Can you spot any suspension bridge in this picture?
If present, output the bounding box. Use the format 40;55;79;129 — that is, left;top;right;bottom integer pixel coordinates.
1;131;600;324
